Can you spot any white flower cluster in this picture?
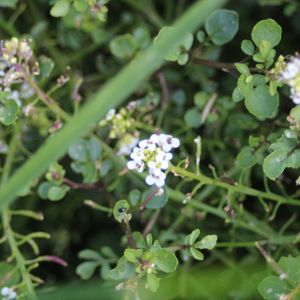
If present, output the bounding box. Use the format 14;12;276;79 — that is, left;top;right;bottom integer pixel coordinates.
281;56;300;104
127;134;180;187
1;287;16;300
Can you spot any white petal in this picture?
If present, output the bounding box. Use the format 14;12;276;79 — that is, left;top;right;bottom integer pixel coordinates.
148;143;156;152
132;147;139;153
160;172;166;180
155;177;165;187
165;153;173;160
162;144;172;152
148;161;156;169
150;134;159;143
171;138;180;148
139;140;148;148
1;287;9;296
127;161;136;170
145;175;155;185
160;161;169;169
138;166;144;173
8;291;16;299
153;168;161;176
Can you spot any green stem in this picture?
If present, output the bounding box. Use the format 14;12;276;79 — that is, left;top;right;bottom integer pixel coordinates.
0;16;20;37
1;131;37;299
169;164;300;206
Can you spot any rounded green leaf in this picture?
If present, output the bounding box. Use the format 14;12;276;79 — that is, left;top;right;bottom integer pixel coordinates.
181;32;194;51
245;85;279;118
100;263;111;280
178;53;189;65
205;9;239;45
232;86;245;102
74;0;88;12
133;27;150;48
108;256;134;280
251;19;282;48
147;273;160;292
278;256;300;283
100;159;113;177
124;249;143;263
252;74;267;86
109;34;138;60
237;148;257;169
238;74;253;97
68;139;89;162
100;246;118;258
228;113;259;130
0;98;19;125
189;229;200;245
263;149;288;180
76;261;101;280
50;0;70;17
48;185;69;201
129;189;141;206
196;30;205;43
113;200;131;222
78;249;103;261
142;186;168;209
194;235;218;250
37;181;56;200
194;91;210;108
258;276;289;300
155;249;178;273
184;108;202;128
83;162;97;184
132;232;147;249
241;40;254;55
190;248;204;260
235;63;250;75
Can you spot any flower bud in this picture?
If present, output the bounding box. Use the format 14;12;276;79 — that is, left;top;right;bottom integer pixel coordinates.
278;55;284;63
10;57;17;64
2;53;9;61
11;37;18;49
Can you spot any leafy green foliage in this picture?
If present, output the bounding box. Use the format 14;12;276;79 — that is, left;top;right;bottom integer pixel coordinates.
109;34;138;60
0;91;19;125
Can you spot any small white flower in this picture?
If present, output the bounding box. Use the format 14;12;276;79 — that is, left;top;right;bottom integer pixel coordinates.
130;147;145;161
148;161;162;176
160;134;180;152
290;87;300;104
1;287;17;300
139;134;159;152
145;169;166;187
156;151;173;169
106;108;115;121
127;160;144;172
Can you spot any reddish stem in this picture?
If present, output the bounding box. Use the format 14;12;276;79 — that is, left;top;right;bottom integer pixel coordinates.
140;186;160;210
62;178;104;190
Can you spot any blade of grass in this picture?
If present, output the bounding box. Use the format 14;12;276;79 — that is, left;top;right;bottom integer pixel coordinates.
0;0;228;210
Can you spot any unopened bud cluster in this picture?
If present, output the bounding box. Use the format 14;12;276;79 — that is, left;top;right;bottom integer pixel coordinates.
99;108;133;139
280;55;300;104
86;0;109;21
127;133;180;187
0;37;33;87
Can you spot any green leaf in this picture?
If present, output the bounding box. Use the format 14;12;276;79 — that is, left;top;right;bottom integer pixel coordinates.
141;186;168;209
129;189;141;206
37;181;56;200
258;276;289;300
146;234;153;246
132;232;147;249
196;30;205;43
181;32;194;51
251;19;282;48
113;200;131;223
178;53;189;65
0;262;21;288
245;85;279;118
184;108;202;128
100;246;118;258
50;0;70;17
0;92;19;125
252;74;267;86
269;80;277;96
228;113;259;130
76;261;101;280
241;40;254;55
189;229;200;245
155;249;178;273
194;235;218;250
109;34;138;60
108;256;134;280
68;139;89;162
71;161;85;174
249;135;264;147
278;256;300;283
133;27;150;48
0;0;18;7
124;249;143;263
48;185;70;201
232;86;245;102
87;138;101;162
74;0;88;12
99;159;113;177
100;263;111;280
253;53;265;63
190;248;204;260
263;149;288;180
147;273;160;292
78;249;103;261
237;147;257;169
259;40;272;59
238;74;253;96
83;162;97;184
235;63;250;75
205;9;239;45
194;91;210;108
